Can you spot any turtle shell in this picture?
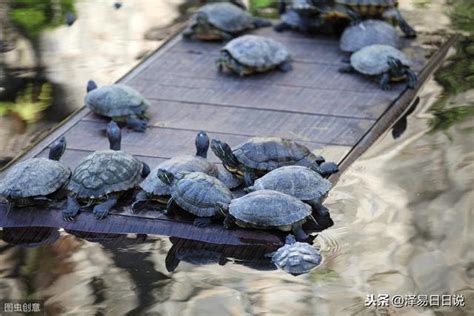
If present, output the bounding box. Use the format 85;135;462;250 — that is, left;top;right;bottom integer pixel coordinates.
233;137;317;171
340;20;400;53
271;237;322;274
223;35;290;69
171;172;233;217
251;166;331;201
85;84;149;118
191;3;255;33
68;150;143;199
228;190;312;228
0;158;70;198
336;0;397;7
140;156;218;196
350;44;412;75
287;0;320;13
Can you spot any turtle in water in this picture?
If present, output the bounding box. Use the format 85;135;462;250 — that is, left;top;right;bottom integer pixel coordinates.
131;131;227;211
312;0;416;38
218;190;315;241
0;137;70;212
157;170;233;227
85;81;150;132
211;137;337;186
339;44;417;90
217;35;292;76
183;3;271;41
267;234;322;275
64;122;150;221
246;166;332;217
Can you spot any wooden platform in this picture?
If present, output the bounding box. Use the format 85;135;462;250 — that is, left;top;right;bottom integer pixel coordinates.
0;28;457;247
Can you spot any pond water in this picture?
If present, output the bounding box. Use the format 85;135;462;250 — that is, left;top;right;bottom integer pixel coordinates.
0;0;473;315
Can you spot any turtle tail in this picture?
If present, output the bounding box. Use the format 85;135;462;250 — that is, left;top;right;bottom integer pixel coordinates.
210;139;240;170
157;169;175;185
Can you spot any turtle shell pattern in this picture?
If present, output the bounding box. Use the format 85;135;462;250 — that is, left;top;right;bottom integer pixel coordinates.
140;156;218;196
336;0;398;16
272;239;322;274
350;44;412;75
252;166;332;201
228;190;312;227
171;172;233;217
85;84;149;118
68;150;143;199
223;35;290;69
340;20;400;52
192;3;255;33
0;158;70;198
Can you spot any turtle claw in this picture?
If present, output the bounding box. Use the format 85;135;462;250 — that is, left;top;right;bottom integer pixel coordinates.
193;217;212;228
126;117;148;132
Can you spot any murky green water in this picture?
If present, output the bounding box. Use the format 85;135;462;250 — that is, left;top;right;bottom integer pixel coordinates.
0;0;473;315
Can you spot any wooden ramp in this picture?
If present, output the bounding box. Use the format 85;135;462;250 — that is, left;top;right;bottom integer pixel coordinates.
0;28;457;246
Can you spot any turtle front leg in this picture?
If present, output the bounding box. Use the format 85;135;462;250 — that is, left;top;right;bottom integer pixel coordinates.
338;65;355;74
306;199;330;217
6;199;15;215
131;190;149;214
125;116;148;132
292;222;309;242
164;197;177;216
141;161;151;178
406;69;418;89
278;61;293;72
193;217;212;228
243;170;255;187
93;196;117;220
63;196;80;221
380;72;391;90
223;215;233;229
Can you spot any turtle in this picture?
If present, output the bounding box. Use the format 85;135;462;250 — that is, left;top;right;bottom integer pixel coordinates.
183;3;271;41
217;190;315;241
64;121;151;221
340;19;400;53
210;137;337;186
0;136;70;212
311;0;416;38
267;234;322;275
339;44;417;90
217;35;292;76
131;130;221;211
245;166;332;217
203;0;247;10
85;81;150;132
157;170;233;227
274;0;327;33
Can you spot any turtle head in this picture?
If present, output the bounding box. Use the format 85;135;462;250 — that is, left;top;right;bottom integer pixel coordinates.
210;139;240;171
157;168;175;185
107;121;122;151
216;51;232;72
48;136;67;161
285;234;297;245
387;56;405;77
216;202;229;216
86;80;98;93
195;130;210;158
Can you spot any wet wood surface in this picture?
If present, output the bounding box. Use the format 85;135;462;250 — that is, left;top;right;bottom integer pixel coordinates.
0;27;457;246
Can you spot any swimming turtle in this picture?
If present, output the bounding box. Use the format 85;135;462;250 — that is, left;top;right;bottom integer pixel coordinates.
339;44;417;90
217;35;292;76
312;0;416;38
218;190;314;241
64;122;150;221
210;137;336;186
131;131;222;211
0;137;70;212
246;166;332;217
85;81;150;132
340;19;400;53
268;234;322;275
183;3;271;41
157;170;233;227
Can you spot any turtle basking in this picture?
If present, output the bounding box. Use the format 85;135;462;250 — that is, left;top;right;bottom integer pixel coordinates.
218;190;314;241
217;35;292;76
246;166;332;217
268;234;322;275
340;19;400;53
339;44;417;90
85;81;150;132
131;131;226;211
211;137;337;186
0;137;70;212
183;3;271;41
157;170;233;227
64;122;150;221
274;0;324;33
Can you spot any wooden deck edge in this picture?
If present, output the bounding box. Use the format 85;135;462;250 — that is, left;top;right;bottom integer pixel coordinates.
328;34;460;184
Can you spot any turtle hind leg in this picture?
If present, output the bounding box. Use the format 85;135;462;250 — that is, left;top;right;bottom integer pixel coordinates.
125;116;148;132
193;217;212;228
278;61;293;72
292;222;309;242
131;191;149;214
93;197;118;220
306;199;330;218
63;196;80;221
391;9;417;38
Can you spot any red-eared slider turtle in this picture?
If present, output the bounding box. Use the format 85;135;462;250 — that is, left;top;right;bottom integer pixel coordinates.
339;44;417;90
64;122;150;221
268;234;322;275
157;170;233;227
217;35;292;76
340;19;400;53
0;137;70;212
274;0;326;33
246;166;332;217
211;137;336;186
312;0;416;37
132;131;223;211
85;81;150;132
183;3;271;41
218;190;314;241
